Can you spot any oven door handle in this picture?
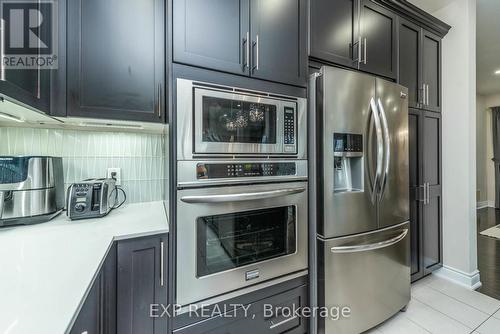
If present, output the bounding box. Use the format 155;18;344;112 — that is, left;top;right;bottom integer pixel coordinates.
180;187;306;204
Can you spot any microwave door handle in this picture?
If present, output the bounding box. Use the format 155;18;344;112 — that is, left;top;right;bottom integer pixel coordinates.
370;97;383;203
377;98;390;201
180;187;306;204
331;229;408;253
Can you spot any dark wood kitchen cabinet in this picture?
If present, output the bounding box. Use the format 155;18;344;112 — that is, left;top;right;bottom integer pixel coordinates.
398;18;441;112
117;235;168;334
358;0;397;79
0;70;51;113
66;0;165;122
309;0;396;79
409;108;442;282
309;0;359;69
70;245;116;334
173;0;250;76
173;0;307;87
249;0;307;86
70;234;167;334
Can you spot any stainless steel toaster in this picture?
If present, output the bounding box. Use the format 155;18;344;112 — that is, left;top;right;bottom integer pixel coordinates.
0;156;65;227
66;178;117;220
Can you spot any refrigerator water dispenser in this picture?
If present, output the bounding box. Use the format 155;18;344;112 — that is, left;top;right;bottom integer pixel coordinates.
333;133;363;193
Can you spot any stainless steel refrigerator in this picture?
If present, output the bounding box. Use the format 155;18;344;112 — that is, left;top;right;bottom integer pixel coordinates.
311;66;410;334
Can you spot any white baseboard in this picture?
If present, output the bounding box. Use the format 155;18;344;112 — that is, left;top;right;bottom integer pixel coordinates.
477;200;495;209
433;266;482;290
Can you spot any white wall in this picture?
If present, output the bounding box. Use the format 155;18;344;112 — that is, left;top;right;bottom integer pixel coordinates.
412;0;480;288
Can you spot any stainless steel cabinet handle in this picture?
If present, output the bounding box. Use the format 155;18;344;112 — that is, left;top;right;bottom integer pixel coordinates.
0;19;5;81
377;98;390;200
253;34;259;71
157;83;162;118
181;187;306;204
426;182;430;205
160;241;164;286
269;315;298;329
370;97;384;203
426;84;430;106
331;229;408;253
422;84;426;106
243;31;249;70
363;37;367;65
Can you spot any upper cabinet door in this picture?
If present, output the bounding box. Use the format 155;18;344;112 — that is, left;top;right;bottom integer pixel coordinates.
250;0;307;87
359;0;397;79
422;31;441;112
309;0;359;69
173;0;250;76
66;0;165;122
398;19;422;109
0;69;51;113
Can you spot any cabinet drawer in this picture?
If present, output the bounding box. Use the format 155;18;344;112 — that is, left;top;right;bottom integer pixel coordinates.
175;285;308;334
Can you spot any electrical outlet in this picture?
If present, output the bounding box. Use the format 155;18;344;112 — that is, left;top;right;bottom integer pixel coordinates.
107;168;121;186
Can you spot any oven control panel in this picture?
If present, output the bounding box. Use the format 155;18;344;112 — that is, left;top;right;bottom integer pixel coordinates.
197;162;297;179
283;107;296;146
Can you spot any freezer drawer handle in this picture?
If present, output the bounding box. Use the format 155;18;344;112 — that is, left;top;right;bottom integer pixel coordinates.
180;187;306;204
330;229;408;254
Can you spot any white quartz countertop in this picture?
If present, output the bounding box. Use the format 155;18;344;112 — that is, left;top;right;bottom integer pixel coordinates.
0;201;169;334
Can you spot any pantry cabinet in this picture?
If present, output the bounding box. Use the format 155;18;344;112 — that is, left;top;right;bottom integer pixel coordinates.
408;108;442;282
398;18;442;112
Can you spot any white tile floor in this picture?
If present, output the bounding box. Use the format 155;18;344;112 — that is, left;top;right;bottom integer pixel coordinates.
365;275;500;334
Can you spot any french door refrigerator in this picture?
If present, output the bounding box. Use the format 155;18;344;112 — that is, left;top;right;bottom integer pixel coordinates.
312;66;410;334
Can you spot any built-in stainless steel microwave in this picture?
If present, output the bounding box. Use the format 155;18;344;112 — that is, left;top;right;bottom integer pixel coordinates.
176;79;307;160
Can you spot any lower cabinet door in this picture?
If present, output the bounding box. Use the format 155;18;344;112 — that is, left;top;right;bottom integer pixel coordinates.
70;272;102;334
174;285;308;334
117;235;168;334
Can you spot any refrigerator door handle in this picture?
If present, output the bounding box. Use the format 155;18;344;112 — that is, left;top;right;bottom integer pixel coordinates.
377;98;391;201
330;229;409;253
370;97;384;203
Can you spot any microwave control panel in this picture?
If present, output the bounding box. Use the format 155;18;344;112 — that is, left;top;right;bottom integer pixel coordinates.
197;162;297;179
283;107;296;147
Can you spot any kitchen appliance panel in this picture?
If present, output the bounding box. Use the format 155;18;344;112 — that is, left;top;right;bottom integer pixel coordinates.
176;78;307;160
318;222;410;334
176;181;308;306
177;160;308;187
319;67;377;238
376;78;410;228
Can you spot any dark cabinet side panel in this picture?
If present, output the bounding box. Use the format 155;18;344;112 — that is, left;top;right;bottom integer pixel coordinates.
309;0;358;68
69;273;101;334
422;31;441;112
67;0;165;122
399;20;421;109
250;0;307;87
409;111;422;279
173;0;249;75
359;0;397;79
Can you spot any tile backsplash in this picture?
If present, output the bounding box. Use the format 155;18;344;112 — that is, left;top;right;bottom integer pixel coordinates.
0;127;166;204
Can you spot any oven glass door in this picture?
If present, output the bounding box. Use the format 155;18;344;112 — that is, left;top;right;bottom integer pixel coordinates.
197;206;296;277
194;88;288;155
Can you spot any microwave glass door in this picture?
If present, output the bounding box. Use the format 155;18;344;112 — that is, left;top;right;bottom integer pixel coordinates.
202;96;277;144
196;206;296;277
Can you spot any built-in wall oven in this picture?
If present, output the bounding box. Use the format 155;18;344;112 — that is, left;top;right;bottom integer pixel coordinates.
175;78;308;307
176;181;308;306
